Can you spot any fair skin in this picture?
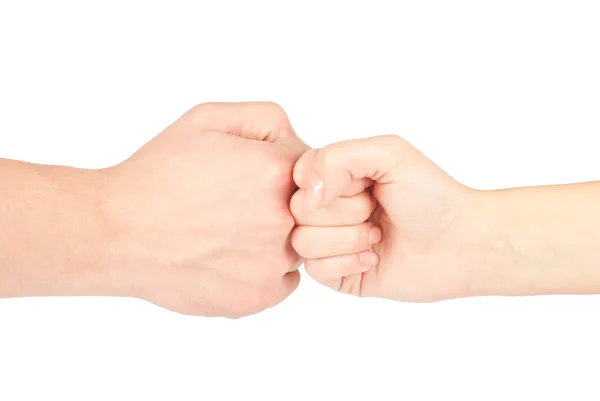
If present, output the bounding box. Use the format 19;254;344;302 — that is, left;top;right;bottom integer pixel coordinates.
0;102;309;318
2;106;600;318
291;135;600;300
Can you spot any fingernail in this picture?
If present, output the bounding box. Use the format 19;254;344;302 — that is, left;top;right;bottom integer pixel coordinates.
304;178;324;211
369;226;383;245
359;251;378;266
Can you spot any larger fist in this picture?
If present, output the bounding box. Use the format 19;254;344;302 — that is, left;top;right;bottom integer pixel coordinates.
101;102;308;317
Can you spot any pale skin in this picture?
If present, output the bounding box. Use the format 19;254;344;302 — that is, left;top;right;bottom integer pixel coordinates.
0;102;309;318
291;135;600;301
1;105;600;319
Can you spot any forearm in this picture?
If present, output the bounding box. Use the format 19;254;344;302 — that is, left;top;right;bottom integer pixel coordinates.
0;159;114;297
474;181;600;296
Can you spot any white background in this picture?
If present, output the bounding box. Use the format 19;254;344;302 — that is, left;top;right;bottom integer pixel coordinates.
1;1;599;400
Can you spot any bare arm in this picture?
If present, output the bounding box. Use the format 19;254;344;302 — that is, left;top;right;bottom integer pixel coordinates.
0;159;113;297
0;102;307;318
475;182;600;296
289;135;600;301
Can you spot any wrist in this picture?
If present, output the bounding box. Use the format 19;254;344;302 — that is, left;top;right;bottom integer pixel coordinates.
46;166;121;296
97;164;216;301
93;166;156;299
464;189;530;298
465;187;574;298
0;163;119;297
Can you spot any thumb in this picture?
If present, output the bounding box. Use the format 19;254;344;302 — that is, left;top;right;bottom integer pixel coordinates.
282;126;310;156
293;135;422;210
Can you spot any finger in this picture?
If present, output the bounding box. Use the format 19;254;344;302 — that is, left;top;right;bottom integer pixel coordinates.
304;251;378;282
293;148;372;198
290;189;376;226
183;101;300;143
304;266;369;296
293;135;423;209
291;223;382;259
285;241;303;273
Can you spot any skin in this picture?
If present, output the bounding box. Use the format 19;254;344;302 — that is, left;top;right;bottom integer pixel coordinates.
291;135;600;301
0;102;309;318
2;105;599;317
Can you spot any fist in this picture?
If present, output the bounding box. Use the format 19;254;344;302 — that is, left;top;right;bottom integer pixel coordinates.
291;135;482;302
102;102;308;317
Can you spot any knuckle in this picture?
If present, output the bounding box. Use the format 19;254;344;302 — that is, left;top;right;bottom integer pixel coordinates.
263;101;286;115
354;192;375;221
293;149;317;187
279;213;297;235
253;210;295;246
186;103;204;116
183;102;220;127
316;146;335;171
292;159;304;187
379;133;402;142
290;253;302;272
260;149;295;188
260;101;290;128
187;102;213;117
289;190;306;222
316;145;352;188
379;134;406;151
291;226;313;258
282;241;303;273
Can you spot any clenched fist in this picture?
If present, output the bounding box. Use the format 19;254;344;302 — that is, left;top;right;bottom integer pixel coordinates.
102;102;309;317
2;110;600;312
290;135;481;302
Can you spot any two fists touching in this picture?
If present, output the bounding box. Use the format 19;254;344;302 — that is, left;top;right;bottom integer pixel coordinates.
3;101;596;318
108;102;488;317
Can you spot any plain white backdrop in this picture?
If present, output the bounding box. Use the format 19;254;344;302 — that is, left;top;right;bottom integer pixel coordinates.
1;1;599;400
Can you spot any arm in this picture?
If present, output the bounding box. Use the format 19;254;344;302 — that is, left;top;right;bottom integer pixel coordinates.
0;159;114;298
0;102;307;318
475;182;600;296
289;135;600;301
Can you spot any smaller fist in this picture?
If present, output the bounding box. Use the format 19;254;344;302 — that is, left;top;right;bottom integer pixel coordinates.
290;135;479;302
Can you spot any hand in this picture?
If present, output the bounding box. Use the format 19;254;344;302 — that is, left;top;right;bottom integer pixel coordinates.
102;102;308;317
290;135;486;302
